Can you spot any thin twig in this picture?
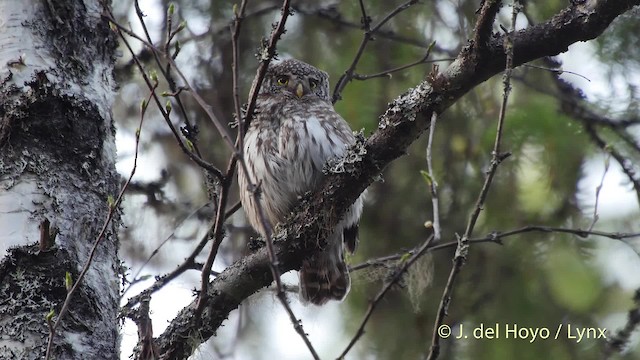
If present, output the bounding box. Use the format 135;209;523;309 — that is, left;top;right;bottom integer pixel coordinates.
110;7;235;151
426;111;441;241
522;63;591;82
589;154;610;231
358;0;370;30
194;160;236;323
299;5;443;51
338;235;435;359
427;1;514;358
353;44;439;81
349;226;640;273
134;0;203;157
232;0;249;150
331;0;420;103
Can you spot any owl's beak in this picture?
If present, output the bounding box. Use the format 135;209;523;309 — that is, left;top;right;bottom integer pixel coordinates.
294;82;304;98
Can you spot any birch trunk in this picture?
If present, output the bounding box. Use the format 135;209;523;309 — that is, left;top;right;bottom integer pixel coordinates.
0;1;119;359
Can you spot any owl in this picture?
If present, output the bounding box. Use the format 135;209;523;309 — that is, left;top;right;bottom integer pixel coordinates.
238;59;364;305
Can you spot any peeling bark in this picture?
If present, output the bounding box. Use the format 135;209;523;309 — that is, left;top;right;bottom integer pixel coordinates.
0;1;119;359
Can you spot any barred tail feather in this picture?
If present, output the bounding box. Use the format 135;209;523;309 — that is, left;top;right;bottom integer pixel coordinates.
299;233;350;305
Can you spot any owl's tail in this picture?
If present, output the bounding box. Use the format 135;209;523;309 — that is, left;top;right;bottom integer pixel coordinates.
299;232;350;305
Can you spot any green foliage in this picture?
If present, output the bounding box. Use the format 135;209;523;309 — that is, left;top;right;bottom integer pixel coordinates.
596;9;640;72
544;244;602;312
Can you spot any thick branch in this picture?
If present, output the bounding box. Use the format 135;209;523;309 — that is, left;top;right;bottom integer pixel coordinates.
154;1;640;358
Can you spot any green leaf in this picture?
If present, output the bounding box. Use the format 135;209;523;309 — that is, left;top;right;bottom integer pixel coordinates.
420;170;432;186
65;272;73;292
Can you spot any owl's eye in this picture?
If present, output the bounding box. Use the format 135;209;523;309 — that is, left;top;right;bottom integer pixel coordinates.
276;76;288;86
309;79;318;89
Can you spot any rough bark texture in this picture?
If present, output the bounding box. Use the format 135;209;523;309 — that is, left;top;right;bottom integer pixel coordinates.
0;1;119;359
153;0;640;358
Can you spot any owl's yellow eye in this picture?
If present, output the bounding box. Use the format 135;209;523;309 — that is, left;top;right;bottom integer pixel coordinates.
309;79;318;89
276;76;288;86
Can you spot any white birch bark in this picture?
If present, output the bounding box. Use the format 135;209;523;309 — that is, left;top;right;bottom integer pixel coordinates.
0;1;119;358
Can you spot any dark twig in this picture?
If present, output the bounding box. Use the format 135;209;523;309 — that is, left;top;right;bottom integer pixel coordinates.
332;0;420;103
134;0;203;157
522;63;592;82
300;5;444;51
358;0;371;30
353;44;439;81
338;235;435;359
208;4;444;52
225;200;242;219
111;6;236;151
427;1;511;358
194;160;236;324
231;0;249;150
470;225;640;242
349;226;640;272
603;288;640;358
121;220;214;311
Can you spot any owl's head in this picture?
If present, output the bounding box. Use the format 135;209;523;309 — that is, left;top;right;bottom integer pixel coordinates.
259;59;330;102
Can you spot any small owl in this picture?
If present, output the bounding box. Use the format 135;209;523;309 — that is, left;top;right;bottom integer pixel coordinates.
238;59;364;305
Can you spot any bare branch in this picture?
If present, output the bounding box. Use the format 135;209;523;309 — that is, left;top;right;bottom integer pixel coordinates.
352;44;440;81
350;225;640;273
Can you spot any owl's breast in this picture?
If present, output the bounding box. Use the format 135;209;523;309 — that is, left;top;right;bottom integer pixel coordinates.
241;100;352;227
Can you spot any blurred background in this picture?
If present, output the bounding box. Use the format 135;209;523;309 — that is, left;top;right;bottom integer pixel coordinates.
111;1;640;359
